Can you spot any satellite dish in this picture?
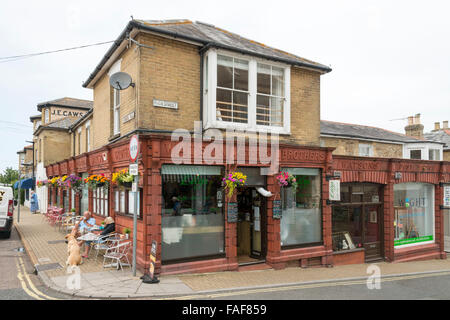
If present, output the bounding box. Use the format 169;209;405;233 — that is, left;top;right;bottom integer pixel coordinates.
109;72;134;90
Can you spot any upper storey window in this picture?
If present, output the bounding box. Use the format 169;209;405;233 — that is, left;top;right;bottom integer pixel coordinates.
204;50;291;134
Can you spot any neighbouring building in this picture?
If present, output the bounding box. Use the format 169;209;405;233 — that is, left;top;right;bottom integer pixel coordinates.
321;117;444;160
32;97;93;214
42;19;450;275
425;121;450;162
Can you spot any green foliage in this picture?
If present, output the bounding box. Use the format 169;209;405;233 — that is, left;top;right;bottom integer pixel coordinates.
0;167;19;185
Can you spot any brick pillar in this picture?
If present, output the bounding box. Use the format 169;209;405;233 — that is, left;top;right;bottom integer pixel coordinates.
435;183;447;259
225;192;238;268
383;182;394;261
322;171;333;266
265;174;284;269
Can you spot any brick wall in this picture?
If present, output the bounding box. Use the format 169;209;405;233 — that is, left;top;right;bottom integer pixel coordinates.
91;41;139;150
321;137;403;158
40;130;71;167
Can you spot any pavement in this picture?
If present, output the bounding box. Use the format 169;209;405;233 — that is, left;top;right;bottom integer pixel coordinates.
12;205;450;299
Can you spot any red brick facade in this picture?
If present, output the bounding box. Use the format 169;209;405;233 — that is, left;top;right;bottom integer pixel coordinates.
45;134;450;275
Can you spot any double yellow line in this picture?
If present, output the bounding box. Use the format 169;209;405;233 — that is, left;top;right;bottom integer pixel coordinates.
15;256;59;300
162;270;450;300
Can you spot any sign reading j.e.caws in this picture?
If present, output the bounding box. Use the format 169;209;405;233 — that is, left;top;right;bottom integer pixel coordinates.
50;107;86;118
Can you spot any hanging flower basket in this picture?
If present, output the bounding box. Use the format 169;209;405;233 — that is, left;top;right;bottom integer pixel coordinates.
37;180;48;188
276;171;298;193
112;169;134;189
223;171;247;199
64;174;83;191
49;176;60;188
84;174;110;189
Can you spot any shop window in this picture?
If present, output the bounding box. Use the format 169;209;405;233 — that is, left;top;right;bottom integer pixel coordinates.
332;183;382;252
63;190;69;212
394;183;434;246
93;187;109;217
161;165;225;263
56;190;60;207
80;173;89;214
280;168;322;247
113;188;142;218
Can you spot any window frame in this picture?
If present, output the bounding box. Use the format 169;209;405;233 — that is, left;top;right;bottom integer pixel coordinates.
92;187;109;217
44;109;49;124
85;121;91;152
358;143;373;157
203;49;291;134
113;188;142;219
113;89;120;135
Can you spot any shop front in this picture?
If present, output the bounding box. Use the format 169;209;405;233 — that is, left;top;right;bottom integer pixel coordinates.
45;135;450;275
332;183;384;263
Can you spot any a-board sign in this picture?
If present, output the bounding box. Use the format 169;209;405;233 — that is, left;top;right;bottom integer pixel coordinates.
227;202;238;223
273;200;282;219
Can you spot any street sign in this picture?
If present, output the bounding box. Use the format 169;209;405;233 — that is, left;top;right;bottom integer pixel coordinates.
129;163;138;176
129;135;139;162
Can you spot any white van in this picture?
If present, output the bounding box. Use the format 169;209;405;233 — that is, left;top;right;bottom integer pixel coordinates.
0;185;14;238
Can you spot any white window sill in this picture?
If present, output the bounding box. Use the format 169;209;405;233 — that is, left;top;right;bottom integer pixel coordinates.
204;121;290;135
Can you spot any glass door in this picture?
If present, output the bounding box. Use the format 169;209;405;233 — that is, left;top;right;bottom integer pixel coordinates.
251;189;265;258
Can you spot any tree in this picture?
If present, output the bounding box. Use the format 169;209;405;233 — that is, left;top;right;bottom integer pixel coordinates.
0;167;19;185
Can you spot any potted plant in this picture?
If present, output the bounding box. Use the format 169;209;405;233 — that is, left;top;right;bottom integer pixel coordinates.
123;227;131;239
223;171;247;199
112;169;134;189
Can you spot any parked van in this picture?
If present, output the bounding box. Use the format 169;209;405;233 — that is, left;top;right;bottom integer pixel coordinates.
0;185;14;238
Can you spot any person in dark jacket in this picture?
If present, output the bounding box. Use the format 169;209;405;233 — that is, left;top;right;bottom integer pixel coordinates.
82;217;116;258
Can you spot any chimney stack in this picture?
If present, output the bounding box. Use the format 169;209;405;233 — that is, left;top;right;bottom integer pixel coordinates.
444;121;449;129
434;122;441;131
405;113;424;138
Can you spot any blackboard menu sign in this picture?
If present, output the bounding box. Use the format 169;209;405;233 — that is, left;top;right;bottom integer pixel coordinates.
273;200;282;219
227;202;238;223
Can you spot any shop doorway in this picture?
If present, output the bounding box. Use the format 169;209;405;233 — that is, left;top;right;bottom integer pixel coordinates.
332;183;384;262
237;186;267;265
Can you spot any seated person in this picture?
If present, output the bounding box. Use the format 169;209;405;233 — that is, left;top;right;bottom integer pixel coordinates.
93;217;116;237
78;211;98;258
80;216;116;258
79;211;97;233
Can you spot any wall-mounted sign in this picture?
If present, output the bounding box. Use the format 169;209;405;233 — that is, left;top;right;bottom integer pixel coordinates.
122;111;135;124
273;200;282;219
227;202;238;223
129;135;139;162
444;185;450;207
51;108;85;117
395;172;403;179
153;99;178;110
129;163;138;176
329;180;341;201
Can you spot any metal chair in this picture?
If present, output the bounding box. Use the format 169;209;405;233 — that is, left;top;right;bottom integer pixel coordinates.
103;240;131;271
91;232;120;261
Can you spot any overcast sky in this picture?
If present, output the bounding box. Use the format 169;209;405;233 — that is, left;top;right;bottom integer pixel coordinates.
1;0;449;173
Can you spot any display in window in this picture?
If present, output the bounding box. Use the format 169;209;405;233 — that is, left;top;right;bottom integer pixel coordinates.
332;231;356;251
394;183;434;246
